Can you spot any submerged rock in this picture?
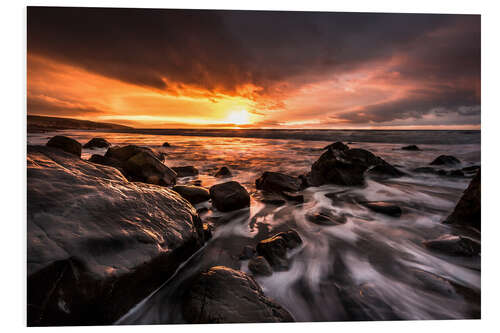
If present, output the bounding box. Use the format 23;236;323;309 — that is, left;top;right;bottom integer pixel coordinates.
444;170;481;230
83;137;110;149
214;166;232;178
248;256;273;276
256;230;302;271
430;155;461;166
423;234;480;256
172;165;199;177
182;266;293;323
322;141;349;151
27;146;206;326
401;145;420;151
306;209;347;226
173;185;210;205
256;171;301;194
362;202;402;217
209;181;250;212
46;135;82;157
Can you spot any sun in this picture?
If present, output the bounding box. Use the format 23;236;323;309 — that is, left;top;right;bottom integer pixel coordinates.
226;109;251;125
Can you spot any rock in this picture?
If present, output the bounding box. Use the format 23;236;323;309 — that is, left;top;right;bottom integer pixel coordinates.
88;154;125;175
338;283;400;320
256;230;302;271
46;135;82;157
462;165;480;173
306;209;347;226
172;185;210;205
182;266;293;323
423;234;480;256
401;145;420;151
430;155;461;165
162;142;171;147
239;245;256;260
412;167;439;174
410;269;455;296
256;171;301;194
322;141;349;151
214;166;232;178
261;196;286;206
367;164;405;178
27;146;206;326
209;181;250;212
362;202;402;217
281;191;304;203
248;256;273;276
310;148;396;186
83;137;111;149
172;166;199;177
448;169;465;177
124;151;176;186
444;170;481;230
105;144;163;162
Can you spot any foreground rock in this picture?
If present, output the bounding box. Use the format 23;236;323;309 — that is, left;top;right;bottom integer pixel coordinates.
182;266;293;323
322;141;349;151
430;155;461;165
310;148;401;186
423;234;480;256
444;170;481;230
362;201;402;217
214;166;232;178
172;166;199;177
256;171;301;194
27;146;206;326
209;181;250;212
105;145;176;186
173;185;210;205
88;154;125;175
401;145;420;151
248;256;273;276
83;137;111;149
256;230;302;270
46;135;82;157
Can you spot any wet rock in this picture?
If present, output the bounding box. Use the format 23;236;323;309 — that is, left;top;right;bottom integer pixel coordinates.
261;196;286;206
105;144;164;162
322;141;349;151
46;135;82;157
462;165;480;173
83;137;110;149
256;230;302;271
306;209;347;226
172;166;199;177
162;142;171;147
367;164;406;178
239;245;256;260
281;191;304;203
256;171;301;194
410;269;455;296
209;181;250;212
27;146;205;326
248;256;273;276
444;170;480;230
124;151;177;186
88;154;124;171
310;148;397;186
448;169;465;177
214;166;232;178
430;155;461;166
401;145;420;151
412;167;439;174
173;185;210;205
362;202;402;217
423;234;480;256
202;223;213;241
182;266;293;323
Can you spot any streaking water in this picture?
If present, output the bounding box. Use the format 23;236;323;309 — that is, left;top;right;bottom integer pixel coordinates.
28;129;481;322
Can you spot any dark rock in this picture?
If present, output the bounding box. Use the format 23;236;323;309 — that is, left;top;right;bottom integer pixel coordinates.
46;135;82;157
322;141;349;151
444;170;481;230
430;155;461;165
462;165;480;172
83;137;110;149
173;185;210;205
310;148;396;186
362;202;402;217
281;191;304;203
410;269;455;296
123;151;176;186
261;197;286;206
338;283;400;320
248;256;273;276
172;166;199;177
88;154;123;170
209;181;250;212
214;166;232;178
306;209;347;226
182;266;293;323
239;245;256;260
256;230;302;271
27;146;205;326
412;167;439;174
448;169;465;177
401;145;420;151
105;144;163;162
367;164;406;178
256;171;301;194
277;229;303;249
202;223;213;241
423;234;480;256
162;142;171;147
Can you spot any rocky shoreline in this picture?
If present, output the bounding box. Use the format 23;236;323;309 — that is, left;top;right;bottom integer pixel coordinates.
27;136;481;325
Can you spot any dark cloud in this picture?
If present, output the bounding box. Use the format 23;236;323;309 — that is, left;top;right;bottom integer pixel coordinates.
27;95;107;116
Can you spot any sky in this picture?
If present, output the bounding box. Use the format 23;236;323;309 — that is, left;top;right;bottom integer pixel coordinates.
27;7;480;129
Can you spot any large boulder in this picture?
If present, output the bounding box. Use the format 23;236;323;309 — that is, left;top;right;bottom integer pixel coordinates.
430;155;461;165
322;141;349;151
83;137;111;149
27;146;206;326
310;148;397;186
172;166;199;177
182;266;293;323
444;170;481;230
255;171;301;194
46;135;82;157
172;185;210;205
209;181;250;212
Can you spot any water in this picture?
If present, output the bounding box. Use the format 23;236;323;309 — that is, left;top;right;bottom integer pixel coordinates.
28;129;481;322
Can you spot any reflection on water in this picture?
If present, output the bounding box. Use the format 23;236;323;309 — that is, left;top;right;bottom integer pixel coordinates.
28;130;481;322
